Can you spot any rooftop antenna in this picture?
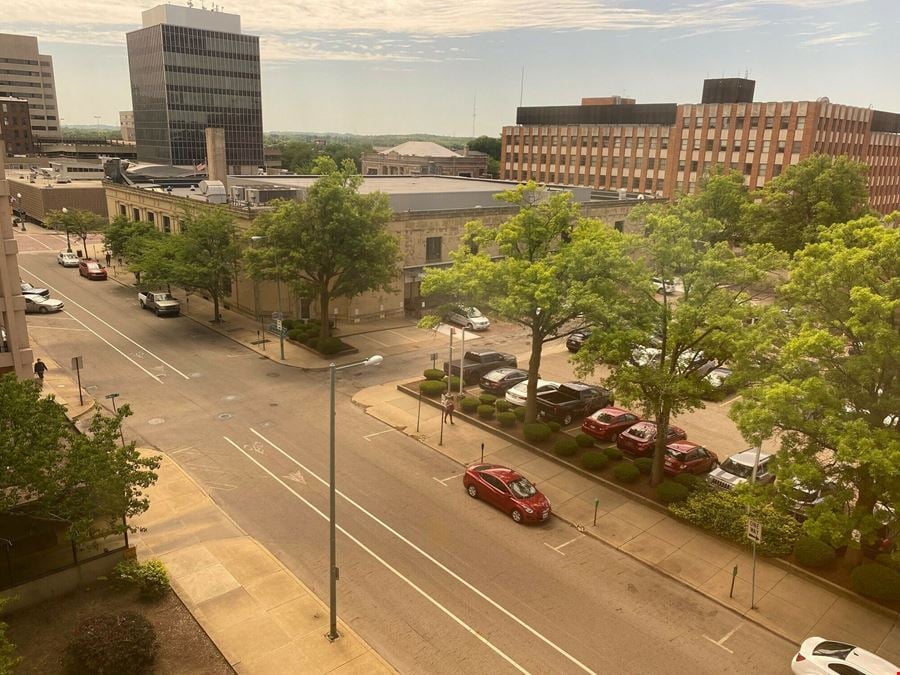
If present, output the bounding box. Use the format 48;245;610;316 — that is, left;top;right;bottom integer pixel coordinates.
519;66;525;107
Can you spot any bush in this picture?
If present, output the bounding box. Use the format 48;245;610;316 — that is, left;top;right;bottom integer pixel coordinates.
419;380;447;397
547;421;561;433
669;490;801;557
613;463;641;484
306;336;319;347
479;393;497;405
65;612;159;674
793;537;836;569
672;473;708;492
317;337;345;355
443;375;461;391
514;406;527;421
460;396;480;413
287;328;305;342
495;399;511;413
575;433;594;448
554;437;578;457
111;560;170;600
477;405;495;420
633;457;653;474
497;412;517;427
657;480;689;504
424;368;445;381
850;564;900;602
603;447;623;461
876;553;900;572
523;423;551;443
581;451;608;471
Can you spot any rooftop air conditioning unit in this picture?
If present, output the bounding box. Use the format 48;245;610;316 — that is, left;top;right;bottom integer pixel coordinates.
230;186;246;202
199;180;226;204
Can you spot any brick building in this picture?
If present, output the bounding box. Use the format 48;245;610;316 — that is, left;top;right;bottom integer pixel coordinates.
0;97;34;155
502;78;900;214
362;142;488;178
0;33;61;141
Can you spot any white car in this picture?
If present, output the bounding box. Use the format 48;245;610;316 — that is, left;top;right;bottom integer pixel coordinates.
57;251;80;267
23;294;64;314
792;636;899;674
652;277;676;295
505;379;559;407
445;306;490;331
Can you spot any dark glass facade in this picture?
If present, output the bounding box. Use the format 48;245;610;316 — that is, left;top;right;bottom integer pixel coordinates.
127;23;263;168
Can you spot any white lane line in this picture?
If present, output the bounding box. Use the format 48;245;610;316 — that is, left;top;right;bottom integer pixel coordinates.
223;436;529;675
543;542;566;556
720;395;741;407
432;473;464;487
702;622;742;654
20;234;54;250
363;429;394;441
19;267;190;380
25;324;91;332
249;427;597;675
543;534;583;557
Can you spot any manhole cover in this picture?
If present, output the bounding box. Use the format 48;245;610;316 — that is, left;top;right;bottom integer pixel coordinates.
217;413;233;420
269;403;279;407
148;417;165;426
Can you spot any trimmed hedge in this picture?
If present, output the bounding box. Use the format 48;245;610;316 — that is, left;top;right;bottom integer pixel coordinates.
633;457;653;474
613;463;641;484
317;337;345;355
657;480;689;504
111;560;170;600
477;405;496;420
876;553;900;572
523;423;552;443
479;393;497;405
424;368;445;381
850;564;900;602
514;406;527;421
575;433;595;448
547;421;561;433
460;397;480;413
443;375;461;391
603;447;623;461
495;399;511;413
65;612;159;674
497;412;517;427
581;451;608;471
419;380;447;397
554;437;578;457
672;473;708;492
793;537;836;569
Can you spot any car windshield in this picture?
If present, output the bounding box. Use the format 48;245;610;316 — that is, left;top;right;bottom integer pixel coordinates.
811;641;855;659
595;412;616;423
720;458;753;478
507;478;536;499
628;424;652;439
466;308;483;318
664;448;684;460
87;263;100;270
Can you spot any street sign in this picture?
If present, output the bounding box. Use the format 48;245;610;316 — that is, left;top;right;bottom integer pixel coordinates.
271;311;283;320
429;352;438;361
71;356;83;370
275;319;283;331
105;393;119;399
746;519;763;544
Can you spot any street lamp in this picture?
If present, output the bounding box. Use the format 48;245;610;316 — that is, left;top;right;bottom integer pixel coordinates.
14;192;23;229
60;207;72;252
250;235;285;360
328;354;383;641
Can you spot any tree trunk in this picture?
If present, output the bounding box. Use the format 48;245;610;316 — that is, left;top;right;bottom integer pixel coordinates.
319;289;331;341
650;400;672;487
81;235;89;258
212;293;221;323
846;479;878;568
524;328;544;424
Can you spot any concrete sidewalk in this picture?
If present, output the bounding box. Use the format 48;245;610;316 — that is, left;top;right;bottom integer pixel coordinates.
354;380;900;664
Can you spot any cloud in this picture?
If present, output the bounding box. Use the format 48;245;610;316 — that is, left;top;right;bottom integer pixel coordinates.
800;30;870;46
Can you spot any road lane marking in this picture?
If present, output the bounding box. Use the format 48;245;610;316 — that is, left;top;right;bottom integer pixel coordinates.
703;622;742;654
223;436;529;675
362;429;394;441
19;234;54;250
248;427;597;674
18;266;190;380
544;534;584;556
432;473;463;487
25;324;90;332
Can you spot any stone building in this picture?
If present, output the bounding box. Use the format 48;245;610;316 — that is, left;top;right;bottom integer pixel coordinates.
362;141;488;178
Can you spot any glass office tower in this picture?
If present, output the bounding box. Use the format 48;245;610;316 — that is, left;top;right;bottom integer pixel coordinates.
126;5;263;169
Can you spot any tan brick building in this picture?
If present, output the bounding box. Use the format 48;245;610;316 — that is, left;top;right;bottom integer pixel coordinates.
502;78;900;214
363;141;488;178
0;33;61;141
0;97;35;155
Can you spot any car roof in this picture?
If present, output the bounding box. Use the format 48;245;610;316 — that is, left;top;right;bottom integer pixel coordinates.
471;464;522;482
666;441;702;454
595;406;631;417
804;638;899;672
486;368;521;377
729;449;772;465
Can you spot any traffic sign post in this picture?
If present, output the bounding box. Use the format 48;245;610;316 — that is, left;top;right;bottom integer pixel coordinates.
105;393;126;447
71;356;84;406
272;312;285;360
747;519;762;608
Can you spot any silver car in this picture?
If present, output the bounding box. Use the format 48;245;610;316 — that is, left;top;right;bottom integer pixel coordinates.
57;251;80;267
446;306;490;331
707;449;775;490
505;379;559;407
24;294;64;314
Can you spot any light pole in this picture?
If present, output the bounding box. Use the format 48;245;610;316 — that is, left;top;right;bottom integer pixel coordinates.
250;235;285;360
14;192;23;229
328;354;383;641
60;207;72;252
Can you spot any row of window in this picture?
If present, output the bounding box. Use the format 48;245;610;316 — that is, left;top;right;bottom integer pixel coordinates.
118;204;173;233
510;154;669;170
0;68;53;78
682;115;804;131
164;64;260;80
508;134;670;150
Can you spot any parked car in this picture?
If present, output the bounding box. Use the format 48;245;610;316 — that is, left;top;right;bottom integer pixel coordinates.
703;367;735;400
79;259;107;280
778;478;843;520
444;350;517;385
445;306;490;331
463;463;551;524
652;277;676;295
57;251;80;267
505;379;558;408
536;382;613;426
23;294;64;314
566;329;591;353
20;282;49;298
581;407;641;443
706;449;775;490
664;441;719;476
480;368;529;394
617;421;687;457
791;636;899;674
138;291;181;317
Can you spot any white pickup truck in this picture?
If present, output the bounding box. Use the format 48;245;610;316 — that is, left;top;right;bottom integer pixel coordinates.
138;291;181;317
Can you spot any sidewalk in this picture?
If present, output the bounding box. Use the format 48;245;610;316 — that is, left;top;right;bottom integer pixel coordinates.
354;380;900;663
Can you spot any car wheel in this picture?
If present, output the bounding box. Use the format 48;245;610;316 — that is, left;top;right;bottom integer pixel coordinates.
39;306;49;314
562;414;573;426
466;322;474;330
155;308;160;316
466;484;478;498
610;432;619;443
139;301;145;309
510;509;523;523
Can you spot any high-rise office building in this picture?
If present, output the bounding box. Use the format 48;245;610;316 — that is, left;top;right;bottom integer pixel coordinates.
126;4;263;171
0;33;61;142
0;97;35;154
502;78;900;214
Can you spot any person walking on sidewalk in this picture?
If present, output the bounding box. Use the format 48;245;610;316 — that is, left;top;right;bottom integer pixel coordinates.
441;392;455;425
33;358;47;386
105;251;112;267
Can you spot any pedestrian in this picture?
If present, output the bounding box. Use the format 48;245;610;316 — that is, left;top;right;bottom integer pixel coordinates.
105;251;112;267
442;392;455;425
33;358;47;384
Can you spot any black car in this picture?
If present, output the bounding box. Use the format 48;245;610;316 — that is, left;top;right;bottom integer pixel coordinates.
480;368;530;394
566;330;592;353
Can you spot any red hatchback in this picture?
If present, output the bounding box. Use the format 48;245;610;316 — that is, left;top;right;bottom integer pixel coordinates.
664;441;719;476
582;407;641;442
464;463;551;524
616;421;687;457
79;259;107;280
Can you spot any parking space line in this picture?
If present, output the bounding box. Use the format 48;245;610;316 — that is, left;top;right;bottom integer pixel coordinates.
363;429;394;441
703;622;742;654
544;534;584;556
432;473;464;487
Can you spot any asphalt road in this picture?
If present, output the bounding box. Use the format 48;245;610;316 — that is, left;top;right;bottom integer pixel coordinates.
17;245;797;674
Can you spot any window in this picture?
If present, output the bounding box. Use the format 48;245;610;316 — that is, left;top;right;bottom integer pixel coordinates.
425;236;442;263
722;117;730;129
681;139;688;151
693;138;701;151
147;212;155;223
796;116;805;130
777;140;786;153
780;117;790;129
479;473;507;493
132;208;141;221
747;139;756;151
614;220;625;232
690;161;698;172
744;163;752;174
705;139;714;151
163;215;172;233
659;158;667;170
792;141;802;154
650;137;657;149
602;136;609;148
625;138;633;149
647;158;655;169
632;176;640;189
708;117;716;128
661;137;668;149
750;116;759;128
119;204;127;216
765;116;774;129
736;116;744;127
678;160;686;172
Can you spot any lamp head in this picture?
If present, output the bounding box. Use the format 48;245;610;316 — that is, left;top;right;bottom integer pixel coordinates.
364;355;384;367
250;235;265;242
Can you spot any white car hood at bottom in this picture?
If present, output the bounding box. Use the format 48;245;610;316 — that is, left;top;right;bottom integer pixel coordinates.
707;467;746;490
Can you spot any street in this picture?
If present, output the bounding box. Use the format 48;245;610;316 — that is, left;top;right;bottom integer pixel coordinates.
16;241;797;674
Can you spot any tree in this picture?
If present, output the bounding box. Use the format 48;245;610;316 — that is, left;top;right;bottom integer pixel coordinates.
741;154;870;254
422;182;635;423
170;208;242;323
45;208;106;258
103;215;158;260
572;198;785;486
466;136;501;160
245;157;399;341
689;167;749;244
0;374;160;542
730;216;899;562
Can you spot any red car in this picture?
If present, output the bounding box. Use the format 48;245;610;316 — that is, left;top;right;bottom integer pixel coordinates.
463;463;551;524
79;259;107;280
663;441;719;476
616;421;687;457
581;407;641;442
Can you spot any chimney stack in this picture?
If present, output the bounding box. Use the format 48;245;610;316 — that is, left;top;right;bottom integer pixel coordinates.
205;127;227;185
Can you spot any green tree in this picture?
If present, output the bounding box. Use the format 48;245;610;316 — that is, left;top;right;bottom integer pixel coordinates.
690;167;750;244
467;136;502;175
280;139;319;173
102;215;158;260
741;154;870;254
46;208;106;258
730;216;899;562
0;374;159;541
0;598;20;675
245;157;399;340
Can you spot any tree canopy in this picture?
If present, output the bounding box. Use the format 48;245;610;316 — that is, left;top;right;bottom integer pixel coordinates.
45;208;106;258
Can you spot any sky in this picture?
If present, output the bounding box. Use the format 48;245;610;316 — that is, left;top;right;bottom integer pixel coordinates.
4;0;899;136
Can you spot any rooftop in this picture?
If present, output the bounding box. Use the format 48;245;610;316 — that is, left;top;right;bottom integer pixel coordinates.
379;141;461;158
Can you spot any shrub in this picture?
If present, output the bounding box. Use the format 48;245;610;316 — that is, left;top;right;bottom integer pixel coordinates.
497;412;517;427
547;421;561;433
306;336;319;347
875;553;900;572
424;368;445;381
523;423;551;443
554;437;578;457
287;328;305;342
603;447;623;461
669;490;801;557
460;396;480;413
633;457;653;474
613;463;640;484
443;375;461;391
672;473;708;492
793;537;836;569
317;337;345;355
581;451;608;471
575;433;594;448
657;480;689;504
850;564;900;602
111;560;170;600
419;380;447;397
495;400;511;413
477;405;495;420
479;393;497;405
513;406;527;421
65;612;159;674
